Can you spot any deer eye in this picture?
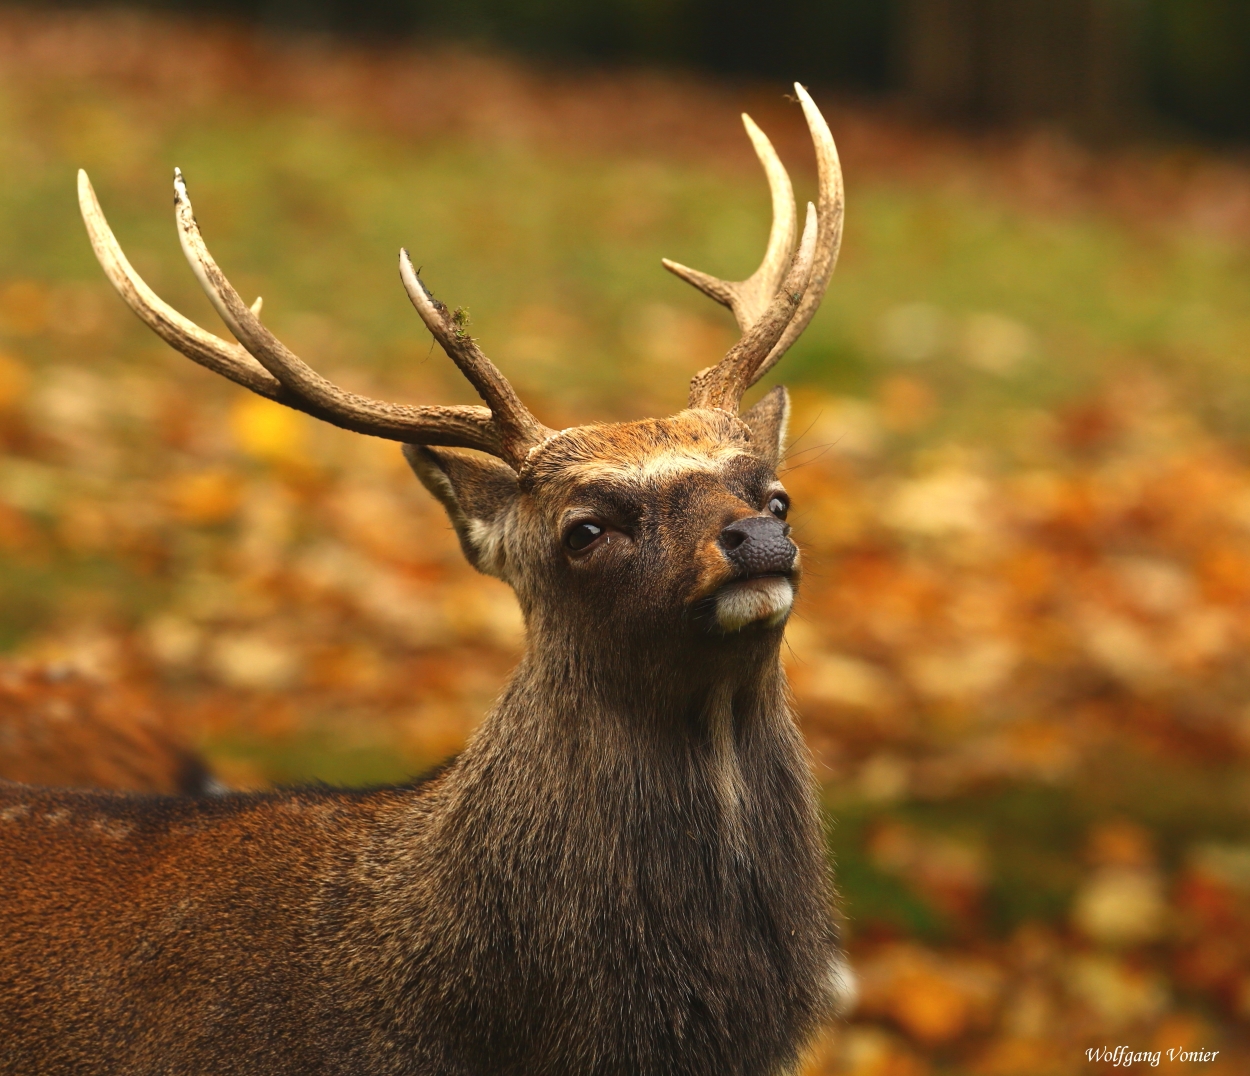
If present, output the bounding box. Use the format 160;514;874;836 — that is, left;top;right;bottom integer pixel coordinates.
565;521;604;552
767;494;789;520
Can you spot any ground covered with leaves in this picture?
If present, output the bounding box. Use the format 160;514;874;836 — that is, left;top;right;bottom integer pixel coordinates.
0;8;1248;1073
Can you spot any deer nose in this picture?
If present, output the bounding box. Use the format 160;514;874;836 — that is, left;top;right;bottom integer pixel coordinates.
718;515;796;576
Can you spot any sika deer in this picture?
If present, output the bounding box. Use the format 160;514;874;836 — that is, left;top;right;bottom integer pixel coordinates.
0;84;847;1076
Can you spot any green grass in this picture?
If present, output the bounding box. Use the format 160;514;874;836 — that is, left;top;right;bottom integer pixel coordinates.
2;77;1249;439
207;726;429;788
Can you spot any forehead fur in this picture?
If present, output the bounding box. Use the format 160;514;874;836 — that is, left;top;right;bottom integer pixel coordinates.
521;409;756;489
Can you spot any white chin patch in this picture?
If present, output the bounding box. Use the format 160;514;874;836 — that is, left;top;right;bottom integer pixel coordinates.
714;577;794;632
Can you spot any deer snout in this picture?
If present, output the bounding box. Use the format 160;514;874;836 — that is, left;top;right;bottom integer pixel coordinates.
718;516;796;576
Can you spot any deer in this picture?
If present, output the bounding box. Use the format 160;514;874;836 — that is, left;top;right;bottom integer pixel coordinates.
0;661;219;795
0;84;846;1076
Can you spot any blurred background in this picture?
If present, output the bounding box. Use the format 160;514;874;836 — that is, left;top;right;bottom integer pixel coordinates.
0;1;1248;1072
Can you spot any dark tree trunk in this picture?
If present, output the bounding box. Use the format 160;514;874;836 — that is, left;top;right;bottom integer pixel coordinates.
898;0;1144;134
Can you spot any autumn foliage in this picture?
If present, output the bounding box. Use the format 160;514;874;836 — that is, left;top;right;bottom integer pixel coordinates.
0;8;1248;1073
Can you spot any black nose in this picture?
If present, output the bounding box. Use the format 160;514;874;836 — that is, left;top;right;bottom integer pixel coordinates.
718;515;796;576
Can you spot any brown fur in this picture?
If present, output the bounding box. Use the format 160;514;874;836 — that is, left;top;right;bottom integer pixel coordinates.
0;662;215;795
0;402;841;1075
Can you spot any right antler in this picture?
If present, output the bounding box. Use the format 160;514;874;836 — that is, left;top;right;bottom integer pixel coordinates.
665;83;844;413
78;169;553;469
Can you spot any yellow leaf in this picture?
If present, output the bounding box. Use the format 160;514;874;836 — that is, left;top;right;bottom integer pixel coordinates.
230;395;306;463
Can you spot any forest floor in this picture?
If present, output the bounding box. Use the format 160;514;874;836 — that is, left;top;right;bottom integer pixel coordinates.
0;6;1249;1073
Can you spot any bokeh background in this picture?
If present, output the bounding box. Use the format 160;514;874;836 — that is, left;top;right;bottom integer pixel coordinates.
1;2;1249;1072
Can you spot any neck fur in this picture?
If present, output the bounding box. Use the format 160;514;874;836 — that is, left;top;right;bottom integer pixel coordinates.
373;616;836;1076
442;616;806;872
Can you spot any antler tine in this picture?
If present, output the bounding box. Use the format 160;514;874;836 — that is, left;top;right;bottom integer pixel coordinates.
688;201;818;411
78;170;285;401
662;113;796;333
669;85;844;413
397;250;553;464
171;169;548;464
81;169;509;458
746;83;844;390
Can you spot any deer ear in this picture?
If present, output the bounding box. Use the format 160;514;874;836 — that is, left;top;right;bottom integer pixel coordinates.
741;385;790;467
403;445;518;579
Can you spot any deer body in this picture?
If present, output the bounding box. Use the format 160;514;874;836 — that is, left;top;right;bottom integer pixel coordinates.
2;416;837;1076
0;86;847;1074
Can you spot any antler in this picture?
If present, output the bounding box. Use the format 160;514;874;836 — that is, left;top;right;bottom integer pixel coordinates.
78;169;552;469
666;83;844;412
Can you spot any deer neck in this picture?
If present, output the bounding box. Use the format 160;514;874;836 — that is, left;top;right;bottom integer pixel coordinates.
434;619;807;863
499;613;788;747
370;619;834;1069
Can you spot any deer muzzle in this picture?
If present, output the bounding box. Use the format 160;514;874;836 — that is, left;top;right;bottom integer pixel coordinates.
712;516;797;632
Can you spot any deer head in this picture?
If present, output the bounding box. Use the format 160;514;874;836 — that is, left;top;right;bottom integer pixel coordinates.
78;84;841;658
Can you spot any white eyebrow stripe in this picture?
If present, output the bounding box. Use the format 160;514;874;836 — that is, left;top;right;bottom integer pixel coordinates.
566;449;745;485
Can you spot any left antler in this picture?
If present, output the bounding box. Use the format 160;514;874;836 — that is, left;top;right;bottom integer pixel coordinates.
666;83;844;413
79;169;553;469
